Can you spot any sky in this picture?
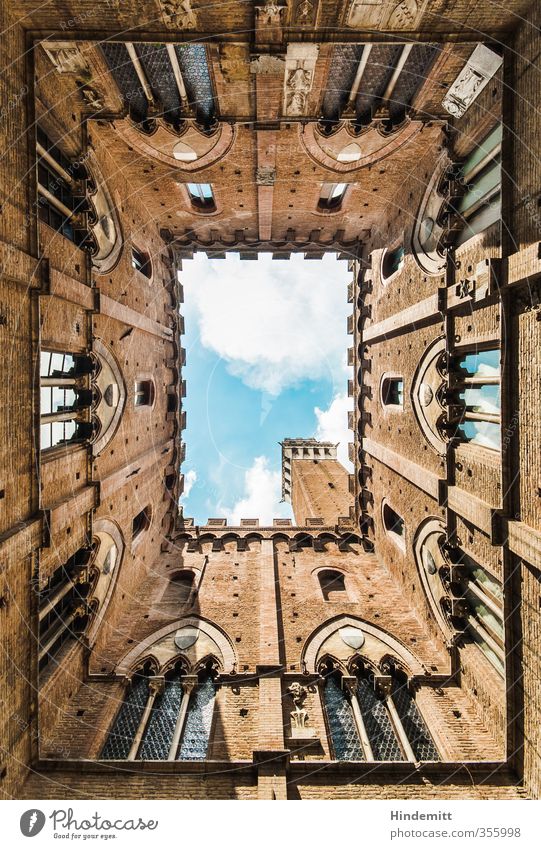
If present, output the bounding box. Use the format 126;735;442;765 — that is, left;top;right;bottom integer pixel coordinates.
179;252;353;525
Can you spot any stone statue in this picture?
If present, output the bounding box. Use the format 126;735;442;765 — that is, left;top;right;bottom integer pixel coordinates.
286;682;309;729
285;67;312;116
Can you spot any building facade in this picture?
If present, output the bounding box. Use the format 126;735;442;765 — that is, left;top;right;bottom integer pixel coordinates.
0;0;540;800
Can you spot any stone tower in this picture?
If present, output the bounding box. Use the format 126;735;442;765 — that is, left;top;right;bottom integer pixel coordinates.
281;439;352;525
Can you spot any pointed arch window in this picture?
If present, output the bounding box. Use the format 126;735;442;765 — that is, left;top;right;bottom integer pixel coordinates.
449;347;501;451
320;659;439;762
39;351;94;450
101;662;217;761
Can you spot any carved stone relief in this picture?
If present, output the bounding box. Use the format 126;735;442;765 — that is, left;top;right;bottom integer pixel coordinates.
250;55;286;76
283;43;319;117
42;42;91;78
292;0;318;25
256;166;276;186
442;44;503;118
160;0;198;29
346;0;426;30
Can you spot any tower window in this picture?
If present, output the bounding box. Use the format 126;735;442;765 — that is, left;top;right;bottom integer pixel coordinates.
131;247;152;278
39;350;91;451
451;348;500;451
382;502;405;547
36;127;90;248
318;569;347;602
453;125;502;248
132;506;151;540
381;244;405;281
186;183;215;210
381;377;404;408
134;380;155;407
318;182;348;211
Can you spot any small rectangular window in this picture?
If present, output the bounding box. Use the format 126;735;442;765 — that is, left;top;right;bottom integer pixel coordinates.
131;247;152;278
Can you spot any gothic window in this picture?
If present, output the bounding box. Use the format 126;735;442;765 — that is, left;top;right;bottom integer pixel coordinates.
87;162;122;274
159;571;196;616
355;668;404;762
101;667;152;760
318;570;347;602
101;663;217;761
323;672;364;761
381;244;405;282
318;182;347;211
39;351;93;450
450;348;500;451
132;506;151;541
139;669;184;760
382;502;405;549
177;674;216;760
36;127;90;248
452;125;502;248
131;246;152;278
390;669;439;761
414;519;504;675
186;182;215;210
381;376;404;408
134;379;155;407
38;546;93;672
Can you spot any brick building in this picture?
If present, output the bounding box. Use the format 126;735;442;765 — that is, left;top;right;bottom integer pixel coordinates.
0;0;540;800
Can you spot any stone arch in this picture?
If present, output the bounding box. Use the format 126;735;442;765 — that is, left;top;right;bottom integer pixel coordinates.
411;336;448;454
299;120;423;173
302;615;425;676
117;615;237;676
86;152;123;274
87;518;125;646
91;339;126;456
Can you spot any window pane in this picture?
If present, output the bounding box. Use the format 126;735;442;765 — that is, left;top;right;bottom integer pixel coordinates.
40;424;52;450
467;624;504;675
330;183;347;200
460;384;500;415
323;677;364;761
101;675;150;760
41;387;53;415
464;587;504;641
177;676;215;760
40;351;52;377
139;678;183;760
391;679;439;761
456;420;500;450
457;350;499;377
356;677;404;761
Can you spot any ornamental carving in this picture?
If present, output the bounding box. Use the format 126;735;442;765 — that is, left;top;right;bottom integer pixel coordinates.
160;0;198;29
256;166;276;186
442;44;503;118
293;0;317;24
42;42;91;77
346;0;426;30
283;43;318;117
256;1;287;25
250;55;286;75
286;682;309;729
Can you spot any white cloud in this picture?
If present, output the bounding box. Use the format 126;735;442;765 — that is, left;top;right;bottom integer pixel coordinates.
314;392;353;471
218;455;292;525
181;469;197;499
182;253;350;396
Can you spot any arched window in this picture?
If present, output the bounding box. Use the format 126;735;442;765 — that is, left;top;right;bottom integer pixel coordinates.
320;659;439;762
318;182;347;211
389;669;439;761
381;244;405;282
318;570;347;602
178;673;216;760
381;376;404;408
132;506;151;540
101;666;153;760
382;502;405;548
355;666;404;761
36;127;91;249
322;670;364;761
131;246;152;278
452;125;501;248
39;351;94;450
414;520;504;675
337;143;361;163
38;546;93;673
449;348;501;451
158;571;196;616
101;662;217;761
134;379;155;407
186;183;215;211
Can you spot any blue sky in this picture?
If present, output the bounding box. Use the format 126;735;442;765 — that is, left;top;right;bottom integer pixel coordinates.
179;253;353;525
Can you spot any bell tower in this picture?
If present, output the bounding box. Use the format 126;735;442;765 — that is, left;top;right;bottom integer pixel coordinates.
281;438;352;526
